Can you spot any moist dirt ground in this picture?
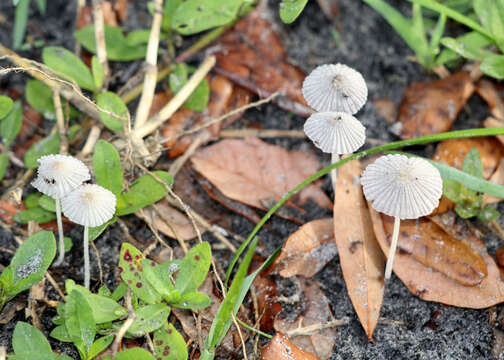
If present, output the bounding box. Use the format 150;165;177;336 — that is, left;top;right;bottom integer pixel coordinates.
0;0;502;359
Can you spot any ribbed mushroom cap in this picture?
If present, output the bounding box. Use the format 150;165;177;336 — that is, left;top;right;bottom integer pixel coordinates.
302;63;368;114
31;154;91;199
361;154;443;219
61;184;116;227
304;112;366;154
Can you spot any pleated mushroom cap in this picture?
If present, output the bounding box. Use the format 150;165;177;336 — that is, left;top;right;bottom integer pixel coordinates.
61;184;116;227
31;154;91;199
302;63;368;114
304;112;366;154
360;154;443;219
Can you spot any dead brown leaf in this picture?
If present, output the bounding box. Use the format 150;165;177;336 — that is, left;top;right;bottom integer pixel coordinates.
0;200;25;224
396;72;474;139
369;209;504;308
476;79;504;120
190;137;332;222
333;160;385;340
274;279;337;360
432;137;504;214
373;98;397;124
484;117;504;147
316;0;340;20
274;218;337;278
483;158;504;205
213;11;310;117
261;333;317;360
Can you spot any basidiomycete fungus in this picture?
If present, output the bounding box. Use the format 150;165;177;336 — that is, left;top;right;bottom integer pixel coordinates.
304;111;366;186
360;154;443;281
31;154;91;266
302;63;368;115
61;183;116;288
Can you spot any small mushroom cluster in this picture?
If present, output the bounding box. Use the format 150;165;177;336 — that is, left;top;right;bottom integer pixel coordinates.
302;64;443;281
32;154;116;288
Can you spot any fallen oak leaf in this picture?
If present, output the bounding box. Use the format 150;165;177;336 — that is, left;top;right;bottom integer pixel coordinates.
274;218;337;278
395;72;474;139
274;278;337;360
369;209;504;308
483;158;504;205
190;137;332;222
261;333;317;360
333;160;385;340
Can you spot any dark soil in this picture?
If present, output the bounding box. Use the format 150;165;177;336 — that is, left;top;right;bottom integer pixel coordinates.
0;0;502;359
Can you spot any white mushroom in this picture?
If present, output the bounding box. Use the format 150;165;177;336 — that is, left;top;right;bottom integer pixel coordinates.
61;184;116;288
31;154;91;266
360;154;443;280
302;63;368;114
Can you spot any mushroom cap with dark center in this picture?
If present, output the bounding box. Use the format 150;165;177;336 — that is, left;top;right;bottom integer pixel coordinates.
304;112;366;154
302;63;368;114
61;184;116;227
360;154;443;219
31;154;91;199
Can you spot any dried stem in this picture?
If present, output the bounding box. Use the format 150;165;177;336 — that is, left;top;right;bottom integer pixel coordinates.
52;88;68;155
385;216;401;280
112;289;135;358
75;0;87;55
92;0;110;89
120;65;174;105
133;56;216;139
90;241;103;285
220;129;306;139
134;0;164;129
286;317;351;337
175;24;233;63
78;125;101;159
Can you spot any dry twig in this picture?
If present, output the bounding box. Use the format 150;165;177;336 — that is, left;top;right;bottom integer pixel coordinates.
92;0;110;88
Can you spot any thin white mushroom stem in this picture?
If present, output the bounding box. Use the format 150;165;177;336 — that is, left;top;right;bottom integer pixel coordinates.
331;153;340;190
53;199;65;266
83;225;90;289
385;216;401;280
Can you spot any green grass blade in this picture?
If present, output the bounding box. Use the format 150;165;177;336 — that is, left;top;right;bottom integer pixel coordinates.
430;13;447;55
408;0;492;39
225;127;504;284
13;0;30;49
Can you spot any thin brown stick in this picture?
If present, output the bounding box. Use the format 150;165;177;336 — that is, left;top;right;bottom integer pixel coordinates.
134;0;164;129
52;88;68;154
168;132;209;177
286;317;351;337
220;128;306;139
134;56;216;139
78;126;101;159
232;313;248;360
45;271;65;300
112;289;135;358
75;0;87;55
120;65;174;104
90;241;103;286
92;0;110;89
150;204;188;253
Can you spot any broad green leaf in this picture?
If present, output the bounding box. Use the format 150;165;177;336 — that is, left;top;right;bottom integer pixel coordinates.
429;13;446;56
1;100;22;148
12;321;53;356
39;195;56;212
23;133;60;169
441;31;493;61
74;26;148;61
0;153;8;181
14;207;56;224
49;325;72;342
172;0;242;35
175;242;211;294
127;303;170;336
119;243;162;304
25;79;55;119
279;0;308;24
91;56;105;90
478;204;500;222
143;259;180;301
93;140;123;196
162;0;182;31
480;54;504;80
42;46;96;92
88;217;116;242
172;291;211;310
13;0;29;49
65;279;127;323
25;193;42;209
96;91;128;131
169;63;210;111
111;281;128;301
4;231;56;298
65;290;96;358
0;95;13;119
473;0;504;52
87;335;113;360
455;203;480;218
114;348;156;360
442;178;463;203
153;323;188;360
125;29;152;46
462;147;483;178
116;171;174;216
35;0;46;13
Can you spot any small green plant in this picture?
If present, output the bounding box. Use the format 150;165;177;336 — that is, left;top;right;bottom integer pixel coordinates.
0;95;16;181
443;147;500;221
12;0;46;49
0;231;56;310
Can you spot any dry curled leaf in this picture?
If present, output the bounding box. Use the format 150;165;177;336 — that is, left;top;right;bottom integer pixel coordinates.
190;137;332;222
274;279;336;360
476;79;504;120
213;11;310;117
333;160;385;340
274;218;337;278
369;209;504;308
396;72;474;139
261;333;317;360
